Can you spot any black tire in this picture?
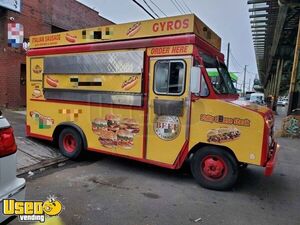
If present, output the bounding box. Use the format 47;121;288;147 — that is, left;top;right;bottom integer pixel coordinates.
239;163;248;169
58;127;83;159
191;146;239;190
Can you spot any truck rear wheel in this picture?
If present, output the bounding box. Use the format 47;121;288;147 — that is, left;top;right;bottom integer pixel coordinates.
191;146;238;190
58;127;83;159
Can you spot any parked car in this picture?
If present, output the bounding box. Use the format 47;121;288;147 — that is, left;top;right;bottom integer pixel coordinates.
250;93;265;105
0;110;26;223
277;99;288;106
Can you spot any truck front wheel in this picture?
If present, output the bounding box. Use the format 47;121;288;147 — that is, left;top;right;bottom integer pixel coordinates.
58;127;83;159
191;146;239;190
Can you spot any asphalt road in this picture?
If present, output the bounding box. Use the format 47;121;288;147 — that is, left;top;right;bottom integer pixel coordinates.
9;134;300;225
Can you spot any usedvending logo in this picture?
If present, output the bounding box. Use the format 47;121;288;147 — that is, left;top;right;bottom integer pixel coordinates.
154;116;181;140
2;195;63;223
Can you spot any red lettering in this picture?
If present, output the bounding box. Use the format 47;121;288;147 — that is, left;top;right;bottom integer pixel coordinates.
32;37;44;43
151;47;171;55
153;23;159;32
167;21;173;30
182;18;189;29
153;18;189;32
160;22;166;31
171;46;188;54
174;20;181;29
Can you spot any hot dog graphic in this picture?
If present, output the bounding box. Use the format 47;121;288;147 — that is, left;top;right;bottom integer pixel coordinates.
122;76;138;90
127;22;141;37
65;33;77;43
46;76;59;87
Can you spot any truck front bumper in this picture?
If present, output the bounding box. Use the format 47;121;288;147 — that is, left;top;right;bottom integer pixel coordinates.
264;142;280;176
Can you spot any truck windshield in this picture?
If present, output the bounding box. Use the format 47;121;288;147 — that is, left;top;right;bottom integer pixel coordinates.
201;53;236;95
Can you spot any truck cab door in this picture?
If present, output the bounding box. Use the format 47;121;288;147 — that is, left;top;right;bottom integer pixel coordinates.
146;56;192;165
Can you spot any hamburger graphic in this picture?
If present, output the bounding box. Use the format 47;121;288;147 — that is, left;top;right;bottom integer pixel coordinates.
91;114;140;150
105;113;121;132
120;118;140;134
32;88;42;98
92;118;108;135
117;130;134;149
207;127;240;143
98;129;117;148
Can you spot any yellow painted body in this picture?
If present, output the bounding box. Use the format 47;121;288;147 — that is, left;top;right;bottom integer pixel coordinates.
146;57;192;164
27;100;146;159
27;14;270;168
29;14;221;50
190;99;266;165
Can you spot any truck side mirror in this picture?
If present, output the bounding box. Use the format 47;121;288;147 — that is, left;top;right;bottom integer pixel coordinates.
191;66;201;94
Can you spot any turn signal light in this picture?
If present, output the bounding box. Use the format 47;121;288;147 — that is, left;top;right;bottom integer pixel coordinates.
0;127;17;157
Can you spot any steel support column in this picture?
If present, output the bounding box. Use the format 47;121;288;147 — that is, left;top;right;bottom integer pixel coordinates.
288;18;300;115
274;59;284;112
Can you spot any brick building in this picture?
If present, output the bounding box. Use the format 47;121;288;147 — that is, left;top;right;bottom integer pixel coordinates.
0;0;113;108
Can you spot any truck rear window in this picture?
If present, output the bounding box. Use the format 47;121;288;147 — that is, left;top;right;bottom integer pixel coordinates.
154;60;185;95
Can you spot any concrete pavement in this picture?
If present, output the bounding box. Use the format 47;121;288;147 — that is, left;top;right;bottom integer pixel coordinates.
7;108;300;225
1;109;66;175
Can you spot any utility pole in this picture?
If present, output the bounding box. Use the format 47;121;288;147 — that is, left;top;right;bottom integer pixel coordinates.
226;42;230;68
248;79;251;92
243;65;247;97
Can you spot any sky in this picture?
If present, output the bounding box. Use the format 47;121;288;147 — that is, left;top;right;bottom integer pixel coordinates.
78;0;258;90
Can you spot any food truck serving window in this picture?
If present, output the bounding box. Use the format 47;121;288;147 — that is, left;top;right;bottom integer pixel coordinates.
154;60;186;95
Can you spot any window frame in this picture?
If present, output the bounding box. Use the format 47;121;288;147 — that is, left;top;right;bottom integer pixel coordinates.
193;59;210;97
153;59;187;96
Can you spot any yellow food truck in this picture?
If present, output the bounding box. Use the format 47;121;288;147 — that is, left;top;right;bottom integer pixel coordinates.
26;14;279;190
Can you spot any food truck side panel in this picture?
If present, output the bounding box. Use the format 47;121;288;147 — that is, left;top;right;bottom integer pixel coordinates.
26;49;147;159
26;100;145;158
189;99;265;166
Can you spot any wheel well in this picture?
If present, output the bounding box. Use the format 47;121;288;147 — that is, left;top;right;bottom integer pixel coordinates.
188;142;238;163
53;123;88;149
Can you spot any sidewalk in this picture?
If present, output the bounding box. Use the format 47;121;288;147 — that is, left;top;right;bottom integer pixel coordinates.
1;109;67;175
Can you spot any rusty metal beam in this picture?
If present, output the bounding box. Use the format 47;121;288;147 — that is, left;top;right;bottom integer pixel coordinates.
287;17;300;114
251;25;268;28
247;0;268;4
265;5;288;85
252;29;267;32
275;59;284;103
249;7;269;12
252;33;266;36
250;19;268;23
250;14;268;18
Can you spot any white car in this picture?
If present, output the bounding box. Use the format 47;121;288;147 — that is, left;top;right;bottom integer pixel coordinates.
0;111;26;223
249;93;265;105
277;100;288;106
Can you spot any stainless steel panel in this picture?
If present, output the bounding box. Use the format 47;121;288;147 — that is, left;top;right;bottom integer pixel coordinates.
44;89;143;107
44;50;144;74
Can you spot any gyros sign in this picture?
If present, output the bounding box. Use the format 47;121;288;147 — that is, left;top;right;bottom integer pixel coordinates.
152;18;190;32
